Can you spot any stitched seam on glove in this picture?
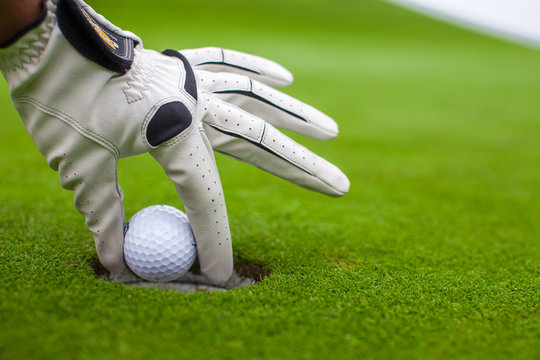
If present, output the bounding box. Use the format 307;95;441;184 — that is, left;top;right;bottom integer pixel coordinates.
214;79;308;123
0;1;57;73
122;51;155;104
174;58;197;108
13;96;120;159
204;116;262;141
214;88;308;123
259;125;315;177
196;48;262;75
207;123;314;177
201;91;265;141
161;124;195;147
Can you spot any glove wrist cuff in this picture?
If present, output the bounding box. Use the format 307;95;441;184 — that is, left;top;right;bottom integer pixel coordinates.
0;0;56;77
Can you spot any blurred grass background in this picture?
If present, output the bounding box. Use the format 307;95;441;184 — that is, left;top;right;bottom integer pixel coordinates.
0;0;539;359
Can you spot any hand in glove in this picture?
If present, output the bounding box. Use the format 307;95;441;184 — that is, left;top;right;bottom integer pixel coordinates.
179;47;350;197
0;0;349;285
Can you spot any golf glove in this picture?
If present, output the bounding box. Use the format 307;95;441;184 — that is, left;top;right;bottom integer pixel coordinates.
0;0;349;284
179;47;350;196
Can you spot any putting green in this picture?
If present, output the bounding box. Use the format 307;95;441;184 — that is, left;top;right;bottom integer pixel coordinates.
1;0;539;359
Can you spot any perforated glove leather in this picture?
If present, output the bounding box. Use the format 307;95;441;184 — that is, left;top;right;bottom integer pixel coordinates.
0;0;349;284
181;48;350;197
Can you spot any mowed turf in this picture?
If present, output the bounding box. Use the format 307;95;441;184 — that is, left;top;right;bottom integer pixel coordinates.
1;0;539;358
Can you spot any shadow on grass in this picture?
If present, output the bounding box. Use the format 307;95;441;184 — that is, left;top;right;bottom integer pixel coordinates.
89;255;271;293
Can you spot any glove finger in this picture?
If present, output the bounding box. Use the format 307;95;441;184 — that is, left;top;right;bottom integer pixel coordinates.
197;71;338;141
22;108;128;274
65;147;127;274
202;92;350;197
180;47;293;88
150;126;233;286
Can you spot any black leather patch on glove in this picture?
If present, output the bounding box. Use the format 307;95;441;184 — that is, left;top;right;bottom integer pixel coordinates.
147;102;193;147
162;49;198;101
56;0;136;74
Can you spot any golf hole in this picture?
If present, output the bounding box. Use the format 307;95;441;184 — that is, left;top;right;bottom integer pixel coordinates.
90;256;270;293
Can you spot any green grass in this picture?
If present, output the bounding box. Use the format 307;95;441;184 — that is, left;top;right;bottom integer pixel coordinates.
1;0;539;358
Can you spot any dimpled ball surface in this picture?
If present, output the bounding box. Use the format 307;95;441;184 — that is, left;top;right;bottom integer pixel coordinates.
124;205;197;282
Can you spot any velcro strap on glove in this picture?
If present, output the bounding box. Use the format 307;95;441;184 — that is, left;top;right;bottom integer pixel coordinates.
56;0;136;74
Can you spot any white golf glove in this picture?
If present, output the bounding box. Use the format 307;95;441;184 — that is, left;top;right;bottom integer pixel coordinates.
0;0;349;285
178;47;350;196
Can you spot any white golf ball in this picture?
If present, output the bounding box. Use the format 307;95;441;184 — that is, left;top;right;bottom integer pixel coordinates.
123;205;196;282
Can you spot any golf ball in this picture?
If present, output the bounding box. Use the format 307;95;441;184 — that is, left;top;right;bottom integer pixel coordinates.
123;205;196;282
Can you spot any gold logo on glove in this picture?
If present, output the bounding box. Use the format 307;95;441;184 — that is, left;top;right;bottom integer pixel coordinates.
82;9;119;50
